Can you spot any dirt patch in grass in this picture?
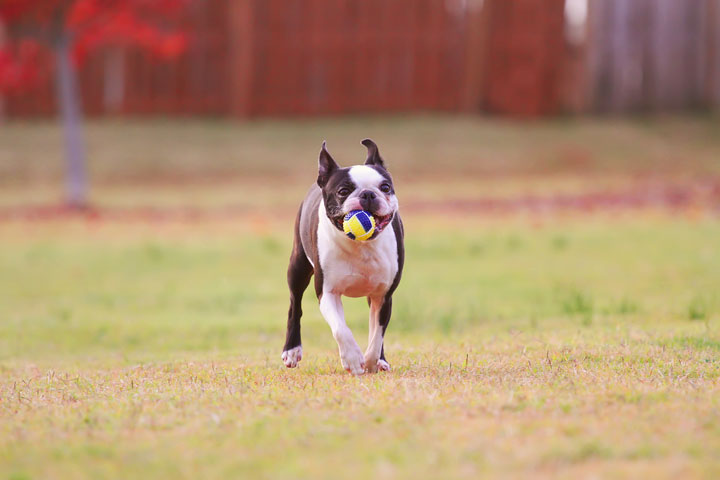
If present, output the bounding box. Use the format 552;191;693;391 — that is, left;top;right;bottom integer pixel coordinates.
1;176;718;222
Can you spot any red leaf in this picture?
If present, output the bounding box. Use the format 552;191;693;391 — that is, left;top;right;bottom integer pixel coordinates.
1;0;191;94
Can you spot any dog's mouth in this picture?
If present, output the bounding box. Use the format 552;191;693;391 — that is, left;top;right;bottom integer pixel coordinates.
333;211;394;237
372;213;393;233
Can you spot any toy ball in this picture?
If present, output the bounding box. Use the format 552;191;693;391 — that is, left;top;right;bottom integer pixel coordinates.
343;210;375;241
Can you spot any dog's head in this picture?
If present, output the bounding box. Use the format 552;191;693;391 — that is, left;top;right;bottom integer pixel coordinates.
317;139;398;238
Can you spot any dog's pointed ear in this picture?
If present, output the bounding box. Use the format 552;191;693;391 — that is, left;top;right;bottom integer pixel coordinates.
317;141;339;187
362;138;385;169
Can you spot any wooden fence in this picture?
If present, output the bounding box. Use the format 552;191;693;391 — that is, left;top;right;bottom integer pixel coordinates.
586;0;720;112
483;0;566;115
3;0;720;118
231;0;471;115
3;0;571;118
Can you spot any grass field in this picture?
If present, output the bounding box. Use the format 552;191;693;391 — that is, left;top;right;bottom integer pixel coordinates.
1;117;719;479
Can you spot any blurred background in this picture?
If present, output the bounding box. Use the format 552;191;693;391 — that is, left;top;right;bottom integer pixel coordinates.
1;0;719;344
4;0;720;119
1;0;719;210
1;0;719;333
1;2;720;477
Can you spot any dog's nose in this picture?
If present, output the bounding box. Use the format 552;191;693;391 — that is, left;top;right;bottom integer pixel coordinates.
359;190;376;210
359;190;376;201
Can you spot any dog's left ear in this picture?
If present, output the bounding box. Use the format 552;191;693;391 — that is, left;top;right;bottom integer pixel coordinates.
362;138;385;169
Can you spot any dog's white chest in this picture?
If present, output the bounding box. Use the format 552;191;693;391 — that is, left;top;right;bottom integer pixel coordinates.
317;207;398;298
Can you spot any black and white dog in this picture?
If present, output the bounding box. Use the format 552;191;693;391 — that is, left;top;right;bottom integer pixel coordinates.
282;139;404;375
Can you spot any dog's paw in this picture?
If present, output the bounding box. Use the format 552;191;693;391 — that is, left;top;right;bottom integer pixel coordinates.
281;346;303;368
363;352;390;373
376;359;391;372
340;345;366;376
363;353;379;373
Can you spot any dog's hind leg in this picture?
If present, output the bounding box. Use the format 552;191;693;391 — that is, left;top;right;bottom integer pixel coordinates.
366;296;392;372
282;210;313;368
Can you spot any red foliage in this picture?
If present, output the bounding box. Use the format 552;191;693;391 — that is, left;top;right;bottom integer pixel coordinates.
0;0;189;93
0;40;42;93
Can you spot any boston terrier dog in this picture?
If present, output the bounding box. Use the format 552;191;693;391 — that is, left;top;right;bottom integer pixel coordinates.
282;139;404;375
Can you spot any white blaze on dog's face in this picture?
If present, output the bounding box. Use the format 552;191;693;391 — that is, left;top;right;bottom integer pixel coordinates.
344;165;397;217
316;139;398;238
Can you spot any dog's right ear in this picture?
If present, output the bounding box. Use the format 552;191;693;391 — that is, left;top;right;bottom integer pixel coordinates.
317;141;339;188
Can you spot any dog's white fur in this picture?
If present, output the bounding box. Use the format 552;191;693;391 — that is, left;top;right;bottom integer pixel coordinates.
349;165;384;188
366;297;386;373
281;345;302;368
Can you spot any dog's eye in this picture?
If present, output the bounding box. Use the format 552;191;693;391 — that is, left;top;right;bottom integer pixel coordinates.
338;187;351;197
380;183;392;194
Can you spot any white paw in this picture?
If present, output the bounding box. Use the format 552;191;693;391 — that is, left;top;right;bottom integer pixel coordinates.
363;352;390;373
282;346;303;368
340;344;366;376
363;352;381;373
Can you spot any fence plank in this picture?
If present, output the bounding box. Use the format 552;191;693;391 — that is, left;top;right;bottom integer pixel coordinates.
705;0;720;107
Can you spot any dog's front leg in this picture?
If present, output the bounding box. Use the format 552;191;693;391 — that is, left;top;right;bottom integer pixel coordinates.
319;293;366;375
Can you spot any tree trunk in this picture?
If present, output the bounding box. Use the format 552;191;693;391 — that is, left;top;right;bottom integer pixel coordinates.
55;34;88;208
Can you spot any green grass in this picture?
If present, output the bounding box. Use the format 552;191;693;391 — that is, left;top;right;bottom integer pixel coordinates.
1;117;720;479
1;217;719;479
2;218;719;362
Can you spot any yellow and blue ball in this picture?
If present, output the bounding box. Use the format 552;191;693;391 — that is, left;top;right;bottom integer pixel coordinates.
343;210;375;241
